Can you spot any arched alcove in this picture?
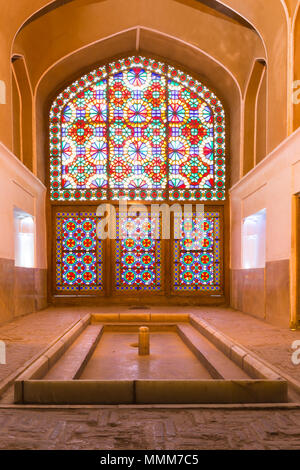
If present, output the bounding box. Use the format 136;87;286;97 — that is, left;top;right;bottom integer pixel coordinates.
11;55;34;171
243;59;267;175
33;28;241;187
11;0;266;185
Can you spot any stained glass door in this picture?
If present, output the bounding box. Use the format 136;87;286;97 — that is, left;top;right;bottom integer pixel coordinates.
172;209;222;293
54;210;104;294
114;212;163;292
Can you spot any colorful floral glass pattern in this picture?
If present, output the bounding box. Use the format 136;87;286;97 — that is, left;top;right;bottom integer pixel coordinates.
108;63;167;201
60;79;108;192
50;56;225;201
174;211;221;291
115;214;161;291
56;212;102;291
168;78;215;200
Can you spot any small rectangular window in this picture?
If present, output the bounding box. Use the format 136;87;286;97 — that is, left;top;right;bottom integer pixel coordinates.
14;208;35;268
242;209;266;269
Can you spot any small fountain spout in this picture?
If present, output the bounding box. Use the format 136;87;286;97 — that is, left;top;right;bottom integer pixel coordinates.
138;326;150;355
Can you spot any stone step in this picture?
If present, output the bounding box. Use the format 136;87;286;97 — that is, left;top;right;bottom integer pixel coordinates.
44;325;103;380
177;324;250;380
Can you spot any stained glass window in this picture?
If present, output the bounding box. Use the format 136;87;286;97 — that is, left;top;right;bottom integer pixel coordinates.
50;56;225;202
115;213;162;291
174;211;221;291
60;79;108;192
55;212;103;291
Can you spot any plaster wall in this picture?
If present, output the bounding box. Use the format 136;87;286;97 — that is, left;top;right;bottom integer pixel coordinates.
230;128;300;327
0;142;47;323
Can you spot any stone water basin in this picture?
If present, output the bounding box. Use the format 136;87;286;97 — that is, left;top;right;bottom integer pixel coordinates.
14;314;288;405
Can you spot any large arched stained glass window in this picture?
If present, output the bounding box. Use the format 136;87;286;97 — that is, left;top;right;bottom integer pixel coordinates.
50;56;225;202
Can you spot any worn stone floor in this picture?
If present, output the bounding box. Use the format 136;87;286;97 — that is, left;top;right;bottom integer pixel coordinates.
1;305;300;449
1;305;300;384
0;407;300;450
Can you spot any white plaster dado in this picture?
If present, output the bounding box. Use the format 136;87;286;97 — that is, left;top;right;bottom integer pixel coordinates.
0;141;46;193
230;127;300;197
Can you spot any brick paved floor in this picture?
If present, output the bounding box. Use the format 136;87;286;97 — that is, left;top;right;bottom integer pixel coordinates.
0;307;82;382
194;307;300;382
0;407;299;450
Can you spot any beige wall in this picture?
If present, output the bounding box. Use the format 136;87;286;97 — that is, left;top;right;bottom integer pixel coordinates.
0;142;47;323
230;129;300;327
294;4;300;130
0;142;46;266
